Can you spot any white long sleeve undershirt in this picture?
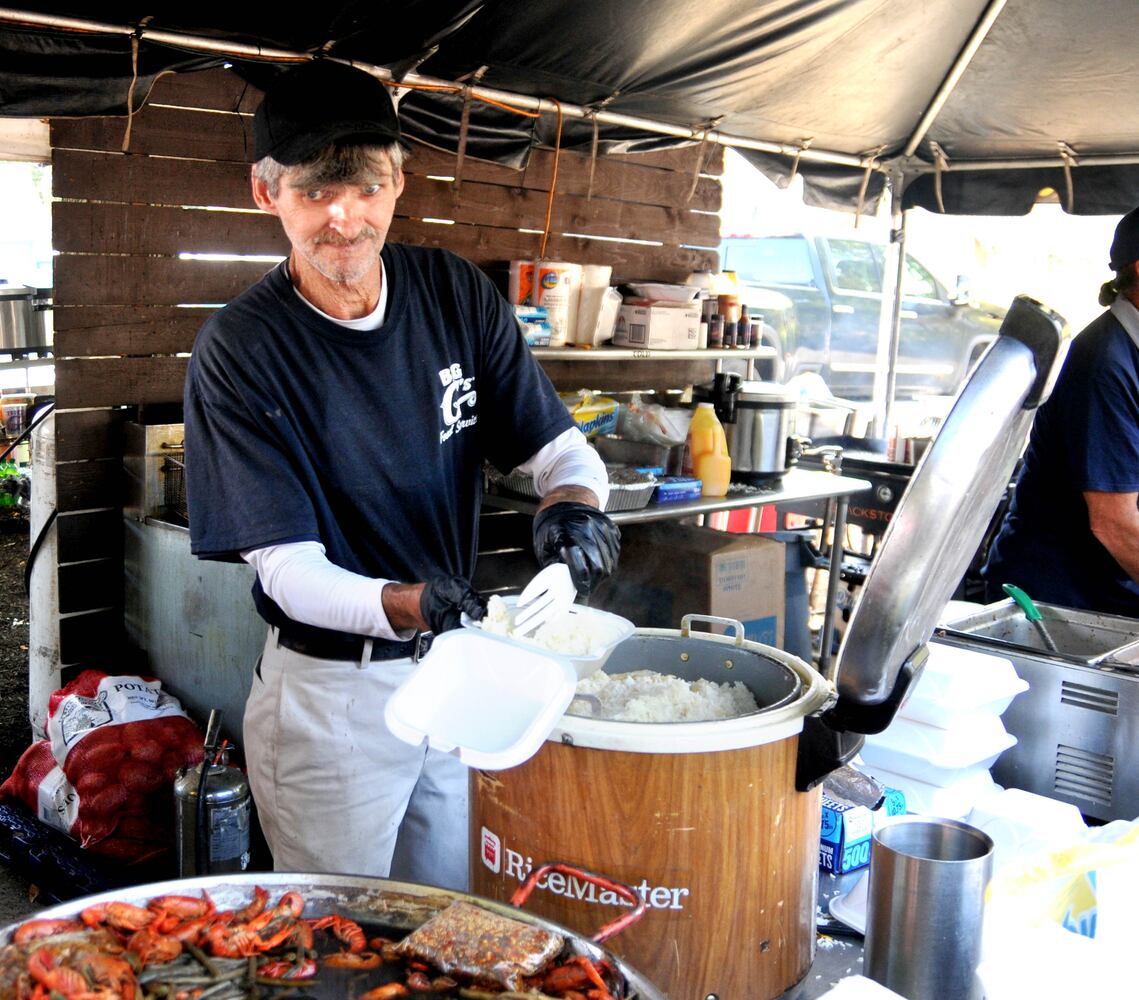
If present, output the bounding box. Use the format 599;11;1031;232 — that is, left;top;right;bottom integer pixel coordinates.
242;425;608;638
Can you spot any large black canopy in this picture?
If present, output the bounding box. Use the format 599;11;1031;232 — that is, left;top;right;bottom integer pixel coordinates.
2;0;1138;214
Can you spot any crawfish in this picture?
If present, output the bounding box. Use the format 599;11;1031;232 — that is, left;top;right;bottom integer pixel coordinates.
126;927;182;966
309;914;366;953
10;919;86;945
26;947;90;997
258;957;318;980
323;950;382;970
229;885;269;924
146;894;215;935
80;902;154;934
535;956;615;1000
76;952;139;998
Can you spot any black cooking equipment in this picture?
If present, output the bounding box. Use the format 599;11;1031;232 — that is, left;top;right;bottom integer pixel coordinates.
797;438;913;535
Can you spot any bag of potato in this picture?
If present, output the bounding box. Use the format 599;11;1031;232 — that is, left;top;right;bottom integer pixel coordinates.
0;670;208;860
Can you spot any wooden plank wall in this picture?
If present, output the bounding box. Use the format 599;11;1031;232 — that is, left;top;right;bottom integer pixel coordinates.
48;66;722;664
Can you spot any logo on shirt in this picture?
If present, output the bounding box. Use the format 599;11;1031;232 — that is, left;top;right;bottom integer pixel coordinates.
439;362;478;443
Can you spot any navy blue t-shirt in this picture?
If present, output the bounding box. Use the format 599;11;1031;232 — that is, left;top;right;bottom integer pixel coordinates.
183;243;573;637
984;307;1139;615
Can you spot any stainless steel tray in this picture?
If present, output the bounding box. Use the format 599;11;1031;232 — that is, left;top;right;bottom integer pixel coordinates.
0;872;663;1000
940;598;1139;665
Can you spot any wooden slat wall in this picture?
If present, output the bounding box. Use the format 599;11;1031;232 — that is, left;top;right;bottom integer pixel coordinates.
47;66;723;664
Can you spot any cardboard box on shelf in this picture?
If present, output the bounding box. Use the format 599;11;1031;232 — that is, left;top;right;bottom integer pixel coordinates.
590;522;784;646
612;301;701;350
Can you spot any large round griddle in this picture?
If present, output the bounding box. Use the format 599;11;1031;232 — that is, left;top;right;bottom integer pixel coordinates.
0;872;664;1000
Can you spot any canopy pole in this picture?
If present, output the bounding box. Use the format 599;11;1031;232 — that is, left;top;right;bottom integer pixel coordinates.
902;0;1008;157
871;170;907;441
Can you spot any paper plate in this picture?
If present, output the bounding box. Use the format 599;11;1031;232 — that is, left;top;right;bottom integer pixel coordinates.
384;628;577;770
828;871;868;935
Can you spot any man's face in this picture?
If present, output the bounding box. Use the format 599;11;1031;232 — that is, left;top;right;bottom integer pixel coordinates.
252;153;405;286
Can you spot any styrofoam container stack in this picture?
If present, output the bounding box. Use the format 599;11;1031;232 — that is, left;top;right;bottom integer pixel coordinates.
855;640;1028;819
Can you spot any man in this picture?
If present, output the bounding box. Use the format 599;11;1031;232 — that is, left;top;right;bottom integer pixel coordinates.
983;205;1139;617
183;60;619;889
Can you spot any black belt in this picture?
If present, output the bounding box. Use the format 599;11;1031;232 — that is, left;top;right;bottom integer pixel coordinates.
275;627;432;663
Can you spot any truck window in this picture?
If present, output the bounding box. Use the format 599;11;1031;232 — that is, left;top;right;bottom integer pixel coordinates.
724;237;815;286
826;239;882;292
902;255;942;299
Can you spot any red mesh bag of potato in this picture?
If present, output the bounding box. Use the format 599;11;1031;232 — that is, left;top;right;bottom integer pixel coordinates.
37;671;205;858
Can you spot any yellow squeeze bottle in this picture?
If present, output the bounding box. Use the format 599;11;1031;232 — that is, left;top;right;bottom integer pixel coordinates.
687;402;732;497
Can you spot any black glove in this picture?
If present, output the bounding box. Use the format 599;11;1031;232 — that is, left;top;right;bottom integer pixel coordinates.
532;501;620;596
420;575;487;635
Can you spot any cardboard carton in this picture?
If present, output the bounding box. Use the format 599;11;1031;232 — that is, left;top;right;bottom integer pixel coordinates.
591;522;784;646
612;301;701;350
819;787;907;874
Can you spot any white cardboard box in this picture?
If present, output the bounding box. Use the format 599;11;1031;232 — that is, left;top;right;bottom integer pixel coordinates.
612;301;701;350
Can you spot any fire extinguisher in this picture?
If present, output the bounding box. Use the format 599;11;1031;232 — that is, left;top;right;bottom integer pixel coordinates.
174;709;252;876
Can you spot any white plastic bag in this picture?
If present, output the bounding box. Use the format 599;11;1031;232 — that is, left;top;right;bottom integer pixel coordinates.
978;816;1139;999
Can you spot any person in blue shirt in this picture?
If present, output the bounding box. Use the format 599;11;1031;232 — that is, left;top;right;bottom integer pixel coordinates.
183;61;619;889
984;206;1139;617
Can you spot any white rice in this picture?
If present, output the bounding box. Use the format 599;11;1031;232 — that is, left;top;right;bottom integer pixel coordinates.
481;594;612;655
570;669;759;722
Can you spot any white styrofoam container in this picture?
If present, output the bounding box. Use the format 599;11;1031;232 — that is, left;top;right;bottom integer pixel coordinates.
966;787;1087;870
468;599;635;679
898;642;1028;729
855;760;998;820
861;713;1016;784
384;628;577;770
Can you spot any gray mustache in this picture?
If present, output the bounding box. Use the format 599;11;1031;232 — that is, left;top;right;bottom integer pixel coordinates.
314;229;380;247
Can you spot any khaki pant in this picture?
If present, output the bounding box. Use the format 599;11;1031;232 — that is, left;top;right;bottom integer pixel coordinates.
243;629;469;889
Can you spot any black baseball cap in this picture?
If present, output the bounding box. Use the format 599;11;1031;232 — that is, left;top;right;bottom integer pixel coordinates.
253;61;402;165
1109;205;1139;271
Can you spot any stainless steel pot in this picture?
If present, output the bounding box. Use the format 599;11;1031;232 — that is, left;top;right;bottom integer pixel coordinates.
0;284;50;351
0;872;666;1000
696;374;796;482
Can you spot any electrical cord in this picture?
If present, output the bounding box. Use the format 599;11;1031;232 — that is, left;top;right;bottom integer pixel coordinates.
10;399;58;596
0;398;54;464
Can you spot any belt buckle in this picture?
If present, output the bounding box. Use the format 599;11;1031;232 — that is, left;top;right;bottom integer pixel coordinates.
413;633;432;662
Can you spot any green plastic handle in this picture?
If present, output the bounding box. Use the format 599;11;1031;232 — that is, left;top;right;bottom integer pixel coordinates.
1002;583;1042;623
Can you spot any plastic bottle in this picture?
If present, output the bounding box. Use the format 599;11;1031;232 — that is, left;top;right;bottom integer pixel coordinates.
685;403;732;497
708;314;724;349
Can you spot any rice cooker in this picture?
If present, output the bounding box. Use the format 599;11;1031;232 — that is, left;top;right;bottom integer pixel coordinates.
695;373;796;482
472;296;1066;1000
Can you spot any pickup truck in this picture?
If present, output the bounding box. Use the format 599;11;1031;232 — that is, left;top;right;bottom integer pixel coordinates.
718;234;1005;398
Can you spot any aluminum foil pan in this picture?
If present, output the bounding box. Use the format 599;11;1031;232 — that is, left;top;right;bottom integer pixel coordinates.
485;467;655;512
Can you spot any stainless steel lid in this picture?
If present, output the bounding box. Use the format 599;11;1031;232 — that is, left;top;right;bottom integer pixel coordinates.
735;380;795;406
830;296;1065;731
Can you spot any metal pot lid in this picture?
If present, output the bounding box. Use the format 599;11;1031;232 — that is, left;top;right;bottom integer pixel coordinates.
0;283;33;300
829;296;1065;734
735;380;795;405
551;619;833;754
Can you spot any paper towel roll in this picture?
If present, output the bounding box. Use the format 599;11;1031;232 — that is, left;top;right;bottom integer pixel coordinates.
533;260;582;347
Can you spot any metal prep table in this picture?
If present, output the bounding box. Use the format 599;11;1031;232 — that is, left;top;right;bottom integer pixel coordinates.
484;465;872;673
